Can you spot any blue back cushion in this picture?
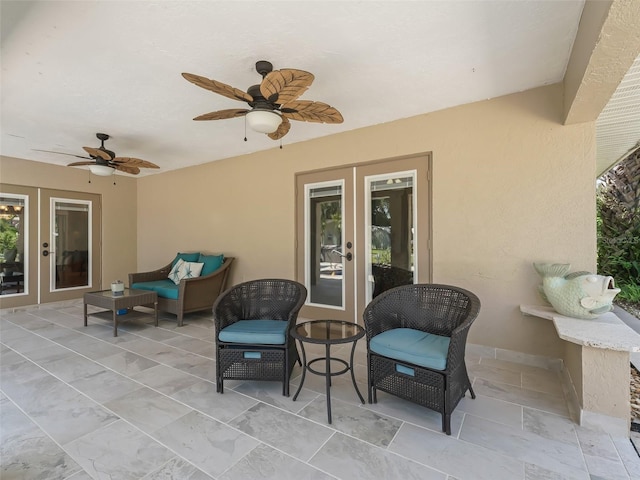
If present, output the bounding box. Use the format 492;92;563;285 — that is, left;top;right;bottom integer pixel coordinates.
369;328;450;371
131;279;179;300
198;254;224;276
218;320;288;345
172;252;200;267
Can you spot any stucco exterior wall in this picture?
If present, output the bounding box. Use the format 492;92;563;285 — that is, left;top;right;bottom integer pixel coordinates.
137;83;596;358
0;156;137;290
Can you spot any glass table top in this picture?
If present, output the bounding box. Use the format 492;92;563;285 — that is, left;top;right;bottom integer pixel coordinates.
292;319;364;344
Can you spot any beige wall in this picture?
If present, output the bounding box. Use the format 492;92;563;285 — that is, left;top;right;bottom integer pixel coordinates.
137;83;596;358
0;156;137;288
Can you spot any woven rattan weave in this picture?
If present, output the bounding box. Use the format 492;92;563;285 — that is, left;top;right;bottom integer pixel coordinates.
213;279;307;396
363;284;480;435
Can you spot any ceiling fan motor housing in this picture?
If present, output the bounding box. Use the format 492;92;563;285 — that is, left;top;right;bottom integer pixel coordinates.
255;60;273;77
247;85;276;109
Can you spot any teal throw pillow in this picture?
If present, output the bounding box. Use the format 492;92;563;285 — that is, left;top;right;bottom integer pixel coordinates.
172;252;200;267
198;254;224;276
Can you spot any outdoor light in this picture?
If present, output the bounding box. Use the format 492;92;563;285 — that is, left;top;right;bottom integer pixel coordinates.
89;165;115;176
246;109;282;134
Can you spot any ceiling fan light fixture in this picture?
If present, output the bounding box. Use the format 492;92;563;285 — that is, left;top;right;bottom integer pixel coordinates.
246;109;281;134
89;164;115;176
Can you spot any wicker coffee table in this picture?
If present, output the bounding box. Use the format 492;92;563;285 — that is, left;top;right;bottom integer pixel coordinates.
291;319;365;423
84;288;158;337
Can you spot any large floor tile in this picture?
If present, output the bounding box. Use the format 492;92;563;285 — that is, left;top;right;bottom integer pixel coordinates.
153;410;260;478
228;402;334;461
104;386;192;433
143;457;214;480
70;368;142;403
389;422;524;480
233;380;321;414
98;350;160;376
473;377;570;417
311;431;447;480
456;393;523;429
459;414;589;478
65;419;175;479
219;443;334;480
131;363;203;395
171;380;259;422
1;396;82;480
523;408;579;445
299;395;402;447
12;374;119;445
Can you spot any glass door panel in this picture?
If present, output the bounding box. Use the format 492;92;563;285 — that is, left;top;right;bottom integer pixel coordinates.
53;199;91;290
307;182;344;307
0;194;27;296
366;173;416;300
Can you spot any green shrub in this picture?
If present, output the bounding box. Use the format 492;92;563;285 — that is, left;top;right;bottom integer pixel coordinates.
618;283;640;303
596;149;640;300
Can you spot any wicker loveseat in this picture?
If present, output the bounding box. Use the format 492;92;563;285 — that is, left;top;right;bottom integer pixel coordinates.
129;253;234;326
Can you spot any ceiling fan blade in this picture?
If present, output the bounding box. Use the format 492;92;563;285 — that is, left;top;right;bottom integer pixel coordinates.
83;146;112;161
281;100;344;124
114;164;140;175
260;69;314;104
33;149;91;160
182;72;253;103
193;108;249;121
112;157;160;169
67;161;96;167
268;116;291;140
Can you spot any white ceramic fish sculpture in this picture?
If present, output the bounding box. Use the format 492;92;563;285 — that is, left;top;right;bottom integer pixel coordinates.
533;263;620;319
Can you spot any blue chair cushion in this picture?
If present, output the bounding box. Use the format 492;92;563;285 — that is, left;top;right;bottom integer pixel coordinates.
132;280;179;300
172;252;200;267
198;253;224;276
218;320;288;345
369;328;450;371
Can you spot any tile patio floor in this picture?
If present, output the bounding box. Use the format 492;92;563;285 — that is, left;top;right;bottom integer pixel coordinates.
1;300;640;479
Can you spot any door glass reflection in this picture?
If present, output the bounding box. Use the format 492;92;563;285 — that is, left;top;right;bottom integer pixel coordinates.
54;200;90;289
308;183;343;307
369;176;414;299
0;194;26;295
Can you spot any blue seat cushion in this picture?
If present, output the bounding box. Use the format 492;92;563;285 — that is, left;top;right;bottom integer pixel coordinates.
198;253;224;276
132;280;179;300
369;328;450;371
218;320;288;345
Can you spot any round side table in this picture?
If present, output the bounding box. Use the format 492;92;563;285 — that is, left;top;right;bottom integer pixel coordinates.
290;319;365;423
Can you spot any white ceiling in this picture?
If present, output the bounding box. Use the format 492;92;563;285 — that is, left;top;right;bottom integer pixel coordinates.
0;0;602;177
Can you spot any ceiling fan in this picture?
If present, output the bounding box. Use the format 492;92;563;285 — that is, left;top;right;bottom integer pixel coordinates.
34;133;160;175
182;60;343;140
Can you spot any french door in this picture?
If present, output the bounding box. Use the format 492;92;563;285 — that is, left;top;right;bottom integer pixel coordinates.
0;185;101;308
295;154;431;324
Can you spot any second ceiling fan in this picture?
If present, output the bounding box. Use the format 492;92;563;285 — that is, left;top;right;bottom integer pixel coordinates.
182;60;343;140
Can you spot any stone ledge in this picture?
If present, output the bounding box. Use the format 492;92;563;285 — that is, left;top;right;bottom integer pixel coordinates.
520;304;640;352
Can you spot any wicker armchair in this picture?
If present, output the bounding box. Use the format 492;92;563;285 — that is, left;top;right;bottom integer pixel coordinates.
213;279;307;396
363;284;481;435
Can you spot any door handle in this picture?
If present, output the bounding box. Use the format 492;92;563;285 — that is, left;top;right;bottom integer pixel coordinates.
43;250;49;257
331;249;353;262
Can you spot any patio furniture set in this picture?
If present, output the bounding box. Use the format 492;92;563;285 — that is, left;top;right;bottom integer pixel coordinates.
83;251;481;435
213;280;480;435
